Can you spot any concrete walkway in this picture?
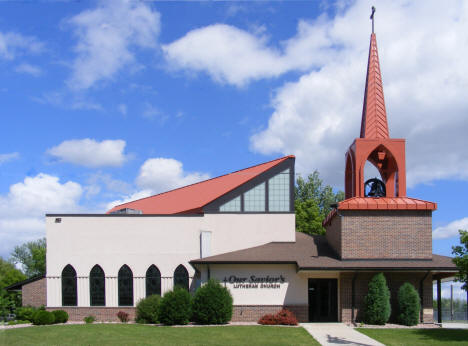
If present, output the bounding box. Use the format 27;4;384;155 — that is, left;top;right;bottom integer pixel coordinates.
442;322;468;329
301;323;384;346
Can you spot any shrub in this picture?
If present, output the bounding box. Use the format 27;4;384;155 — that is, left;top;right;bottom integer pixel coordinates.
15;306;38;322
117;311;129;323
159;287;192;325
33;310;55;325
192;279;233;324
363;273;391;325
52;310;69;324
7;320;30;325
136;294;161;324
84;315;96;324
258;309;298;325
398;282;421;326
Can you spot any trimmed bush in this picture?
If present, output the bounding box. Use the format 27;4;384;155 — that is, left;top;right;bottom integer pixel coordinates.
15;306;38;322
136;295;161;324
398;282;421;326
363;273;391;325
84;315;96;324
159;287;192;325
52;310;69;324
117;311;129;323
192;279;233;324
33;310;55;325
258;309;298;325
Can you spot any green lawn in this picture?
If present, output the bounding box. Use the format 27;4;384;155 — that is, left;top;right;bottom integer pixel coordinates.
356;328;468;346
0;324;319;346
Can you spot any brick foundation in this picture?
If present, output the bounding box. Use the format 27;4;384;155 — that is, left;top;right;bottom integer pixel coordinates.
232;305;308;322
22;278;46;307
47;307;136;322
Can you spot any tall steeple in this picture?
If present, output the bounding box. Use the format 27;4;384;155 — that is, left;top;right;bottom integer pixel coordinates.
344;8;406;199
360;33;390;139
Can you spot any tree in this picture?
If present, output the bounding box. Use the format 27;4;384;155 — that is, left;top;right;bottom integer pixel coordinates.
0;257;26;320
397;282;420;326
363;273;391;325
295;171;344;235
10;238;46;277
452;229;468;291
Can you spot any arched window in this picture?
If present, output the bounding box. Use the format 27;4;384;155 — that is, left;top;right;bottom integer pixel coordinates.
90;265;105;306
173;264;189;291
146;265;161;297
118;265;133;306
62;264;77;306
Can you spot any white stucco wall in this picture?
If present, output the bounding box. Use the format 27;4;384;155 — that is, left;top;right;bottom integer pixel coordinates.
46;213;295;307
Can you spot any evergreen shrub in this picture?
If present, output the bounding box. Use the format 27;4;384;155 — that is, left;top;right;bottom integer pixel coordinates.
52;310;69;323
84;315;96;324
363;273;391;325
136;294;161;324
192;279;233;324
33;310;55;325
15;306;38;322
398;282;421;326
159;287;192;325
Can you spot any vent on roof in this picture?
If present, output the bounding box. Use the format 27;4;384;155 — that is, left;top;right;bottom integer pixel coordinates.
110;208;143;215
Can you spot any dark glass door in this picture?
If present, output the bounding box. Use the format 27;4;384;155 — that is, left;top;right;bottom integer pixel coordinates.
308;278;338;322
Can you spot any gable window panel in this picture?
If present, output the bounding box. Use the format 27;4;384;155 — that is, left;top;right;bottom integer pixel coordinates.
90;265;105;306
62;264;77;306
244;182;265;212
146;265;161;297
118;265;133;306
219;196;241;212
174;264;189;291
268;169;290;211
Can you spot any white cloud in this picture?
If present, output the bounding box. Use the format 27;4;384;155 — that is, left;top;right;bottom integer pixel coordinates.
105;189;153;212
136;158;210;194
118;103;127;116
66;0;160;90
0;174;83;258
248;0;468;187
33;91;103;111
48;139;127;168
0;31;43;60
15;63;42;76
0;152;19;165
433;217;468;239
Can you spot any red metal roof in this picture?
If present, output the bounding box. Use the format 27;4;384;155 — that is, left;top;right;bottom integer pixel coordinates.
338;197;437;210
107;155;294;215
360;33;390;139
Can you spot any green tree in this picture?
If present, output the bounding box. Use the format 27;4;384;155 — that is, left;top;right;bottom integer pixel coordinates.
10;238;46;278
295;171;344;235
363;273;391;325
452;230;468;291
397;282;420;326
0;257;26;320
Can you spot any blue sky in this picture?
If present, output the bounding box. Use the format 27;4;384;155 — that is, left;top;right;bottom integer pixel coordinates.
1;0;468;272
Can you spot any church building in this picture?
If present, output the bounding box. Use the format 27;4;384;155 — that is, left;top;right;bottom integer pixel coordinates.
9;30;457;323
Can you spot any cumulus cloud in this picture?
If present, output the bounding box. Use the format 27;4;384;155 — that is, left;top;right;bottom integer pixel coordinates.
0;31;44;60
249;0;468;187
0;174;83;257
105;189;153;211
0;152;19;165
66;0;160;90
48;139;127;168
15;63;42;77
136;158;210;194
433;217;468;239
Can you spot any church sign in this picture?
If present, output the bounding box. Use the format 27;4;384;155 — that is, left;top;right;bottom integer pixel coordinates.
223;275;285;289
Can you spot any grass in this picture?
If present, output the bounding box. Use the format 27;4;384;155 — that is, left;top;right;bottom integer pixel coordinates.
356;328;468;346
0;324;319;346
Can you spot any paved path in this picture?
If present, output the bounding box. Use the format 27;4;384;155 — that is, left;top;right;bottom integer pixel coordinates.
442;322;468;329
301;323;384;346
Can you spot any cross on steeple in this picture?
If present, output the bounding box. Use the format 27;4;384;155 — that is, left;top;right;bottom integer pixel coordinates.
370;6;376;34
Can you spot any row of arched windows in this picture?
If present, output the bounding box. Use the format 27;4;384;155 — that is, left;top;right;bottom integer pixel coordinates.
61;264;189;307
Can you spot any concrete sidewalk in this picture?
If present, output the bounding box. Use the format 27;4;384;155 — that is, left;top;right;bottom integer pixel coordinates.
301;323;384;346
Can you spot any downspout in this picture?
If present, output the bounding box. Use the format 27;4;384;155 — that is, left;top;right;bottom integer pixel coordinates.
351;272;358;323
419;271;430;323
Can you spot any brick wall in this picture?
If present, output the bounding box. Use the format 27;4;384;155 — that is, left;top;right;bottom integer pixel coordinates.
47;307;136;322
232;305;308;322
22;278;46;307
326;210;432;259
340;272;433;323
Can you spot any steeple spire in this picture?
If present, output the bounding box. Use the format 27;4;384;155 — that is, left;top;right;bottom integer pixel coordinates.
360;31;389;139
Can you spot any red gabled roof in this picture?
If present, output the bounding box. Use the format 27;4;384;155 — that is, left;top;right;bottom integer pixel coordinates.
360;33;390;139
107;155;294;215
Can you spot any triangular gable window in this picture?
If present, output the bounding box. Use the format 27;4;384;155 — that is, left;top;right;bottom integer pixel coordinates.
220;196;241;212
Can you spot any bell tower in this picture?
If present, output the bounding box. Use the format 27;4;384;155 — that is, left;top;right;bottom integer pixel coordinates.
344;32;406;199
